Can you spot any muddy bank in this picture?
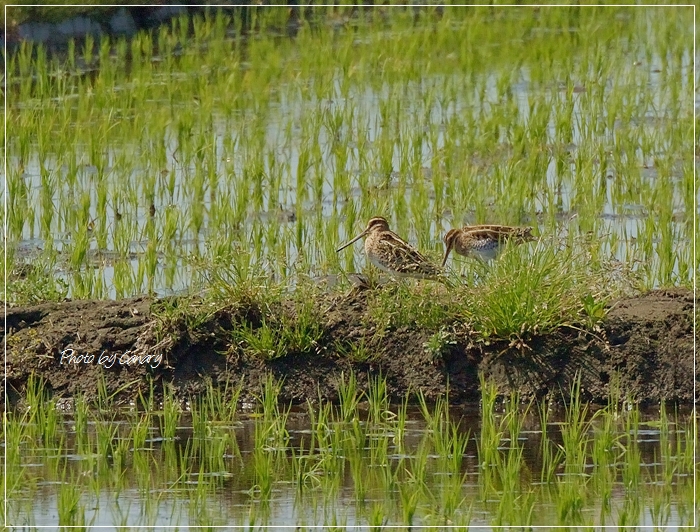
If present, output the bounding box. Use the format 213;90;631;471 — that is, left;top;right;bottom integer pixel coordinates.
3;288;696;406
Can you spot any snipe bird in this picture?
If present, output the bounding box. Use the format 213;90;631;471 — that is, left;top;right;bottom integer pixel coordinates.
442;225;535;266
336;217;442;279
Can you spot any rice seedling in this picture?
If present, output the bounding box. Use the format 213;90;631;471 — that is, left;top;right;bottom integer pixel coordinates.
589;403;618;525
477;374;501;496
124;394;153;449
336;371;362;425
159;385;181;442
93;417;119;462
71;393;92;454
397;474;420;527
555;377;597;525
57;470;86;528
538;399;563;486
255;375;292;453
490;393;534;527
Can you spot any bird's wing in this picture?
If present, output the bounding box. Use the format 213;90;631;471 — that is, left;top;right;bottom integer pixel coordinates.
380;232;442;277
463;226;534;242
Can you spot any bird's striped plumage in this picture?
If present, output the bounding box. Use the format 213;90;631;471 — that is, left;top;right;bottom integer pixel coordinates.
337;217;442;280
442;225;534;266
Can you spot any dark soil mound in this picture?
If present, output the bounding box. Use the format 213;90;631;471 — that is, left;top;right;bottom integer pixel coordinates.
3;288;696;406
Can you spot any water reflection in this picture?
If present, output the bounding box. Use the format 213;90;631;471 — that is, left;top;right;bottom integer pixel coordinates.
10;403;694;527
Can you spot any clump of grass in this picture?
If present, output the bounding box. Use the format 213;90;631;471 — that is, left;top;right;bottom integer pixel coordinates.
3;251;68;305
365;282;453;333
232;292;324;360
334;336;379;364
422;326;457;362
200;258;327;361
458;236;624;341
150;295;222;348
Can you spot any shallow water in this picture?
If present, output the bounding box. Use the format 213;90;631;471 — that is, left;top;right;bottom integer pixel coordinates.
6;403;695;528
5;8;695;298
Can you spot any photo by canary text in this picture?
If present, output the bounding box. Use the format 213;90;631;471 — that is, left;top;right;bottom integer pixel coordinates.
58;348;164;370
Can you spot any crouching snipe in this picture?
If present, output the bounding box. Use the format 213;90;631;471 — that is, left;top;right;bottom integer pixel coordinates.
442;225;535;266
337;217;442;280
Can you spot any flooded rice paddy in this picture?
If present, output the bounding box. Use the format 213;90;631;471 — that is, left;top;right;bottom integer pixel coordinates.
5;377;696;528
5;6;695;300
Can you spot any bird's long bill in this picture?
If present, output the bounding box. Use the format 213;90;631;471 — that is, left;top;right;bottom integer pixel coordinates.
335;229;368;253
441;241;453;267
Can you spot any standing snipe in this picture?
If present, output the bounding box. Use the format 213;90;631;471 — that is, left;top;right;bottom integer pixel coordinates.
442;225;535;266
337;217;442;279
